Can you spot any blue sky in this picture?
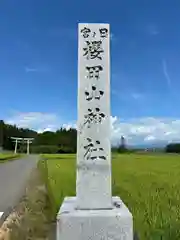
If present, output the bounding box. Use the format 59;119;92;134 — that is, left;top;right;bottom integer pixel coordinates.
1;0;180;145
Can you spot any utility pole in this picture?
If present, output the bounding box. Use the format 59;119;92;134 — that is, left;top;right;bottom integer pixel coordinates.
121;136;126;148
11;137;23;154
23;138;34;154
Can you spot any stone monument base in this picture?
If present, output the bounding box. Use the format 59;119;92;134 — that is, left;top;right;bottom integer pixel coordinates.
57;196;133;240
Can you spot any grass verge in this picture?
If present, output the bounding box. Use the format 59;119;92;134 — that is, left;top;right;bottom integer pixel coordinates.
0;153;22;162
41;153;180;240
0;164;54;240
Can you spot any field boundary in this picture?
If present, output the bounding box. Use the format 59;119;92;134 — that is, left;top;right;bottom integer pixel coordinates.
0;154;22;163
38;157;57;218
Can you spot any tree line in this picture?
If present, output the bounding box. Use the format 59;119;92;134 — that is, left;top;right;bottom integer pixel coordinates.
165;143;180;153
0;120;77;153
1;119;180;154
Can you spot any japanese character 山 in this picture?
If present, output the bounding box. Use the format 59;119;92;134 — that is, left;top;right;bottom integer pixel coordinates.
85;86;104;101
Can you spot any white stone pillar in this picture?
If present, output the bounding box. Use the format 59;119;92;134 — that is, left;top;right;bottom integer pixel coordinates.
15;139;18;154
76;23;112;210
27;139;29;154
57;23;133;240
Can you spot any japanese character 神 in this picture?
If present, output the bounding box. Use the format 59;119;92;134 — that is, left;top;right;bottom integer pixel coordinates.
84;138;106;161
85;85;104;101
83;108;105;128
83;40;104;60
86;65;103;80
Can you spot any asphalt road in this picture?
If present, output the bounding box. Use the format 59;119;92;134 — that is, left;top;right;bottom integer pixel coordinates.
0;155;39;213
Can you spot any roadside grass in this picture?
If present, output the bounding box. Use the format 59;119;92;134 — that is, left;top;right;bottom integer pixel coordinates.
0;153;21;162
1;166;54;240
39;153;180;240
41;153;76;160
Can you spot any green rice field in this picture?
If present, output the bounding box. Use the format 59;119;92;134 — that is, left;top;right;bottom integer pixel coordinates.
0;153;21;162
39;153;180;240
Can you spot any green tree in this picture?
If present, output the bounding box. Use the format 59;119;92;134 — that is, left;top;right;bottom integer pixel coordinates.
165;143;180;153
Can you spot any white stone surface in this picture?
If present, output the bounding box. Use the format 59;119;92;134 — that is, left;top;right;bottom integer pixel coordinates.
76;23;112;209
57;197;133;240
56;23;134;240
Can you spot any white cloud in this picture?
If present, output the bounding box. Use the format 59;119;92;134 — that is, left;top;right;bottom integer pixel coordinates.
147;24;159;36
131;93;143;100
112;90;144;102
25;67;38;73
144;135;156;142
5;112;180;146
37;127;54;133
162;59;172;88
5;112;61;133
110;33;116;42
62;123;77;130
25;66;49;73
110;116;180;146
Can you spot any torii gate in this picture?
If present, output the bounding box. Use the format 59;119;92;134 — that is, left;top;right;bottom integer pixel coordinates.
23;138;34;154
11;137;34;154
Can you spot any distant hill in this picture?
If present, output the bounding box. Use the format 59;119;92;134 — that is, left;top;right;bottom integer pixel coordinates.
124;140;171;150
